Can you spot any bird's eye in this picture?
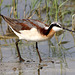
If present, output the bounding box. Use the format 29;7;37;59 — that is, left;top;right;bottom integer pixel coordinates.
56;25;61;28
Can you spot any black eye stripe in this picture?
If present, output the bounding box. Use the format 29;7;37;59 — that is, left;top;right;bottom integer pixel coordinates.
51;24;61;28
56;25;61;28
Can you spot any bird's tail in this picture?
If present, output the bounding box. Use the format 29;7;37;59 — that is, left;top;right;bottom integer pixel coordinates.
0;14;4;18
0;14;2;16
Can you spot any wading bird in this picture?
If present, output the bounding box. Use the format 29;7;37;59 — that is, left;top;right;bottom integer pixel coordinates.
0;14;75;62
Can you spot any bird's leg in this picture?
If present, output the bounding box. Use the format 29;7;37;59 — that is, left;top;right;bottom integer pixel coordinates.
36;42;42;63
15;40;25;62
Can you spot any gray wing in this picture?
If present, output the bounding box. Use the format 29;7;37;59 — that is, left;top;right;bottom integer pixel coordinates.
1;14;49;35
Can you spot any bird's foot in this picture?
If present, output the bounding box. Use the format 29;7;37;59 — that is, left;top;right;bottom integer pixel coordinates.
19;57;25;62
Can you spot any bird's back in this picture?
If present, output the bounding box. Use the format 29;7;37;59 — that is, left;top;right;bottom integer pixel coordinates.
0;14;49;34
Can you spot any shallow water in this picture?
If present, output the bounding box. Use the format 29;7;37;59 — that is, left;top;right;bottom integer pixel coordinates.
0;0;75;75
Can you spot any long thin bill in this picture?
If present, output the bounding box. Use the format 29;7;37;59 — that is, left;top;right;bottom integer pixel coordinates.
62;27;75;33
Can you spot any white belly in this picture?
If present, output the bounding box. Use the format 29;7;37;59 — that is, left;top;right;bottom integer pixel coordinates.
10;27;48;42
19;28;48;41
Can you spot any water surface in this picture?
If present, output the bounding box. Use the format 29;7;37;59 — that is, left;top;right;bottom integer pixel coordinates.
0;0;75;75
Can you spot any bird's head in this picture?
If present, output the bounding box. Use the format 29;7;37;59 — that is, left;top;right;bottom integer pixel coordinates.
50;22;63;32
50;22;75;33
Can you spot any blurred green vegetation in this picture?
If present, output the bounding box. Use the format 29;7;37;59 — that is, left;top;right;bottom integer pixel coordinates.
0;0;75;65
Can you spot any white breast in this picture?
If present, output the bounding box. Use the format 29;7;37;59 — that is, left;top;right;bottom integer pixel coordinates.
9;26;48;41
19;28;48;41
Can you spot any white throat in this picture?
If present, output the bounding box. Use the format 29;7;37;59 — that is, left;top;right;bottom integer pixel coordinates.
52;26;63;32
